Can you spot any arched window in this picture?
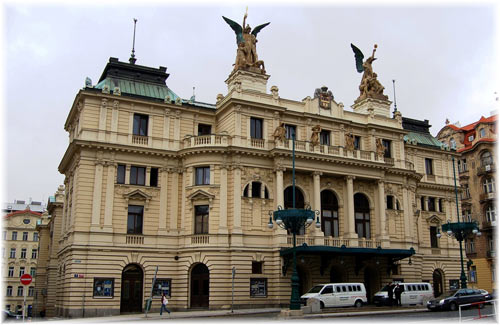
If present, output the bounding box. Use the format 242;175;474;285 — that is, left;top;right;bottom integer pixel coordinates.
483;178;495;193
354;193;370;239
449;138;456;149
481;151;494;167
486;205;496;223
321;190;339;237
243;181;270;199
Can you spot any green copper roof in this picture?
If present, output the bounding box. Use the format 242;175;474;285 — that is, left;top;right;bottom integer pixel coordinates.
95;78;180;101
404;132;444;149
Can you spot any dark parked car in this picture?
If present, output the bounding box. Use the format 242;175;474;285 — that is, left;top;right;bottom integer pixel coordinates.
427;288;492;311
2;310;21;321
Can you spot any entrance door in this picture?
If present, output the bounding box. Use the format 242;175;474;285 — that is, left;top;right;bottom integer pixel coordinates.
364;266;379;304
191;264;209;308
433;269;443;297
120;264;143;313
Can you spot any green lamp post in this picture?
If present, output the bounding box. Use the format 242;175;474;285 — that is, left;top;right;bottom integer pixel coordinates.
436;157;481;289
267;134;321;310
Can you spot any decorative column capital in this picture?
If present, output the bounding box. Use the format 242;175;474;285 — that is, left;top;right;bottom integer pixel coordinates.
313;171;323;177
345;175;355;182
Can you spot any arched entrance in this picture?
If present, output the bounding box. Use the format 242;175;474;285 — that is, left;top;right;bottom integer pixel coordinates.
190;263;209;308
120;264;143;313
364;266;379;304
432;269;444;297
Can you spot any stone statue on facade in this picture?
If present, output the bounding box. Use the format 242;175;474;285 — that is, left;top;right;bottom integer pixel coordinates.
376;138;386;157
311;125;321;146
273;123;286;142
351;43;389;102
223;10;270;74
345;132;355;151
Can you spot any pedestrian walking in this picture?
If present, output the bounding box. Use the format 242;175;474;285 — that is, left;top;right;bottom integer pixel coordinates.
387;282;394;306
160;292;171;315
394;283;403;306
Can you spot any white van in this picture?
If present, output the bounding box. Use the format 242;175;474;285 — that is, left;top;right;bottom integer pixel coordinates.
373;282;433;306
300;283;367;308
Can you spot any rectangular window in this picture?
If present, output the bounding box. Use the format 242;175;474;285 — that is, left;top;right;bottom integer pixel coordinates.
320;130;330;145
479;128;486;138
382;140;391;158
421;197;426;211
386;196;394;210
33;233;38;242
31;249;37;259
428;197;436;212
3;231;6;240
17;287;23;297
19;267;25;276
150;168;158;187
469;266;477;283
195;167;210;185
285;124;296;140
127;205;144;234
464;184;470;198
12;231;17;241
461;159;468;172
152;278;171;297
8;267;14;277
425;158;433;175
21;249;27;259
133;113;148;136
10;248;15;258
30;268;36;277
252;261;263;274
194;205;209;234
430;226;438;248
354;136;361;150
197;124;212;136
28;287;34;297
93;278;114;297
6;287;12;297
117;164;126;184
438;199;443;213
22;232;28;241
250;117;263;139
250;278;267;297
130;166;146;185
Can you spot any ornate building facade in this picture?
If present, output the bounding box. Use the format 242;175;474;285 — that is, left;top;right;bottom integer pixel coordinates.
35;16;467;317
437;115;497;293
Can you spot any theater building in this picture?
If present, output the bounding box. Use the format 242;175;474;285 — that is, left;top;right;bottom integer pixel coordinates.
35;34;466;317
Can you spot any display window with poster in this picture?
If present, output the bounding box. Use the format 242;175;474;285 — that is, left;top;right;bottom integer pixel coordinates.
250;278;267;297
93;278;114;298
153;279;171;297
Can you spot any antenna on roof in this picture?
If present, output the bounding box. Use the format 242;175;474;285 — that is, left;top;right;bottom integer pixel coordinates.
392;79;398;116
129;18;138;64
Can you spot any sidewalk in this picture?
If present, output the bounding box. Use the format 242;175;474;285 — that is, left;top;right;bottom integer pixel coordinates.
44;305;427;322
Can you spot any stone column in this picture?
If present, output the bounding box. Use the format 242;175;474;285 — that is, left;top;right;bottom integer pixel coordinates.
377;180;389;246
180;168;189;234
158;168;168;235
174;110;181;149
312;171;322;236
234;105;242;146
232;165;243;246
219;165;228;235
276;167;285;208
125;165;131;185
163;109;171;149
90;160;104;230
110;100;119;143
103;162;115;232
169;169;179;234
402;185;412;243
145;167;151;187
345;176;357;244
98;99;107;141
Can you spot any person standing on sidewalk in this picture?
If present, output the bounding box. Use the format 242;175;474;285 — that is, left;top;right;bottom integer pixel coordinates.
160;292;171;316
394;284;403;306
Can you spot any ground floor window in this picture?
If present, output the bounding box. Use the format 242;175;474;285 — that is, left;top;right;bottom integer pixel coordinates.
153;279;171;297
93;278;114;298
250;278;267;297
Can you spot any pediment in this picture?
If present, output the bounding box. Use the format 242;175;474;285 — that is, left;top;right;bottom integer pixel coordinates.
426;215;441;225
187;189;215;202
123;189;152;210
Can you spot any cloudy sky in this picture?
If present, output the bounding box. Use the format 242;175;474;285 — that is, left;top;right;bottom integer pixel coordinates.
2;1;498;203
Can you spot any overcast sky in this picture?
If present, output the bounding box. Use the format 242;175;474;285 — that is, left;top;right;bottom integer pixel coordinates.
1;1;498;204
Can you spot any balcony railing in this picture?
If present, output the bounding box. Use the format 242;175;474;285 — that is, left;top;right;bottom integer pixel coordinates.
126;235;144;245
480;192;495;202
487;250;496;258
132;135;148;146
191;234;209;245
477;164;495;176
286;235;381;249
183;134;230;148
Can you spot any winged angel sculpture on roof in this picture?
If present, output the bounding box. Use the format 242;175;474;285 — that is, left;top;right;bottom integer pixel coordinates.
223;10;270;74
350;43;388;102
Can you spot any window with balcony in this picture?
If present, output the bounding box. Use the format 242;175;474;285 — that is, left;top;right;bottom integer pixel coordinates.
428;197;436;212
425;158;433;175
480;151;493;167
197;124;212;136
195;167;210;185
194;205;209;234
117;164;126;184
127;205;144;235
321;190;339;237
20;249;26;259
458;158;467;172
130;166;146;185
421;197;426;211
430;226;438;248
133;113;148;136
382;139;391;158
354;193;370;239
250;118;263;139
11;231;17;241
486;204;496;223
354;136;361;150
8;267;14;277
483;177;495;193
22;232;28;241
285;124;296;140
320;130;330;145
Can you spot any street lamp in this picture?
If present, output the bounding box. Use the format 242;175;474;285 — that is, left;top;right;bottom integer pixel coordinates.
436;157;481;289
267;134;321;310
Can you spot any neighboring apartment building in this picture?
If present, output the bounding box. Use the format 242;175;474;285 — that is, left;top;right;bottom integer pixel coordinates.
2;207;43;315
35;48;466;317
437;115;497;293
